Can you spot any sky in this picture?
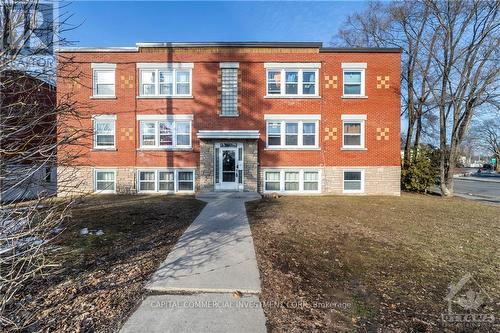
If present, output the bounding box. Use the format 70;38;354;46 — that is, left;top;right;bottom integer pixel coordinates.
61;1;367;47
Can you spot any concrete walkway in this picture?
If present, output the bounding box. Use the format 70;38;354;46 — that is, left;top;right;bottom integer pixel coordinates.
120;192;266;333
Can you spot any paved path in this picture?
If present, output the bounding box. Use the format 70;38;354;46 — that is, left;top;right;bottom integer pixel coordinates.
120;192;266;333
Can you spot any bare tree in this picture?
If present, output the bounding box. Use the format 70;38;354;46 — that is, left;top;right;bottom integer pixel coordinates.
425;0;499;195
0;0;86;329
337;1;440;168
336;0;499;195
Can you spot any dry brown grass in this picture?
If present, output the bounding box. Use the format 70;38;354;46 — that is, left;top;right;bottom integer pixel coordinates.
246;193;500;333
7;195;205;332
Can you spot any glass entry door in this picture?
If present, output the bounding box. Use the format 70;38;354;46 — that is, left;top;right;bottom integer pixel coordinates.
215;143;243;191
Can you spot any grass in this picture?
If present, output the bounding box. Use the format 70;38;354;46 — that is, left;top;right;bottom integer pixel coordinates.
9;195;205;332
246;193;500;332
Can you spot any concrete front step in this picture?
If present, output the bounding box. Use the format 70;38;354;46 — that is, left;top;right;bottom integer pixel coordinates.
196;191;261;201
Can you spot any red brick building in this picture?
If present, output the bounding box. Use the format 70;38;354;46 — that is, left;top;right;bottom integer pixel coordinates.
57;42;401;196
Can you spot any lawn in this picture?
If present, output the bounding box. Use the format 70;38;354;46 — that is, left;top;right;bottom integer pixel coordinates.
7;195;205;332
246;193;500;332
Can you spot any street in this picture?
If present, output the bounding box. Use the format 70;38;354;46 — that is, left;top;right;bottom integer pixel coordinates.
453;178;500;204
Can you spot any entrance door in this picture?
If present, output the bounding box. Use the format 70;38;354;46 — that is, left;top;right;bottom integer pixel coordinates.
216;143;243;191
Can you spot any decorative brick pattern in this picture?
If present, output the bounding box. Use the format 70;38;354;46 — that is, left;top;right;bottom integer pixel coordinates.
120;127;134;141
376;75;390;89
324;127;338;141
376;127;390;141
324;75;338;89
120;75;134;89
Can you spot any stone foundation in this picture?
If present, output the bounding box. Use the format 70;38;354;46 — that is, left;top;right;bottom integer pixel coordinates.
322;166;400;196
57;166;136;196
259;166;400;196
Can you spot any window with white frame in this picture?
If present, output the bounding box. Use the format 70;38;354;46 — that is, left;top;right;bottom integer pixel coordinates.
93;115;116;149
137;63;193;97
92;63;116;97
177;171;194;191
343;170;364;193
264;169;320;193
342;115;366;149
265;115;320;149
342;63;366;97
94;170;116;192
138;115;192;149
137;170;194;193
265;63;320;97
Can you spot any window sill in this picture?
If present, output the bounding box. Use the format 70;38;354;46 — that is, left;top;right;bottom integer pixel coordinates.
92;148;117;151
137;148;193;151
264;95;321;99
341;95;368;99
341;147;367;151
265;147;320;151
218;114;240;117
137;95;193;99
91;96;117;100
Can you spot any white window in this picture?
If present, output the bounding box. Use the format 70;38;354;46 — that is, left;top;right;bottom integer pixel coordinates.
92;115;116;149
137;169;195;193
264;171;281;191
264;63;320;97
137;63;193;97
343;170;364;193
342;114;366;149
138;115;192;149
342;63;366;97
177;171;194;191
94;169;116;193
263;169;321;193
220;63;239;116
265;115;320;149
92;63;116;97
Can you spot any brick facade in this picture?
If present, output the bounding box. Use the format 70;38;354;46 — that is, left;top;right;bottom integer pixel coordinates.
57;43;401;196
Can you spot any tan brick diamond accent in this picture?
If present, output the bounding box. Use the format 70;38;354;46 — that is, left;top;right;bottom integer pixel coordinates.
324;127;338;141
120;75;134;89
120;127;134;141
324;75;338;89
376;127;390;141
376;75;390;89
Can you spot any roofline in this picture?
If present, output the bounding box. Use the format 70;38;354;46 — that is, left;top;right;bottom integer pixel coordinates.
136;41;323;48
57;43;402;54
57;47;138;53
320;47;402;53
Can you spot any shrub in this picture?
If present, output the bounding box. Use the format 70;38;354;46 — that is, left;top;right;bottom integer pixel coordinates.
401;149;439;192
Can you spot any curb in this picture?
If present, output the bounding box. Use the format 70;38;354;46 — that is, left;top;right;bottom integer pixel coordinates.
454;176;500;184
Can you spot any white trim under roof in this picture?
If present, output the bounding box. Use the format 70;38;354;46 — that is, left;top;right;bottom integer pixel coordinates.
137;114;194;121
197;130;260;139
341;62;367;69
58;47;138;53
92;114;117;120
264;114;321;120
137;63;194;69
220;62;239;69
91;63;116;69
341;114;367;120
264;62;321;69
